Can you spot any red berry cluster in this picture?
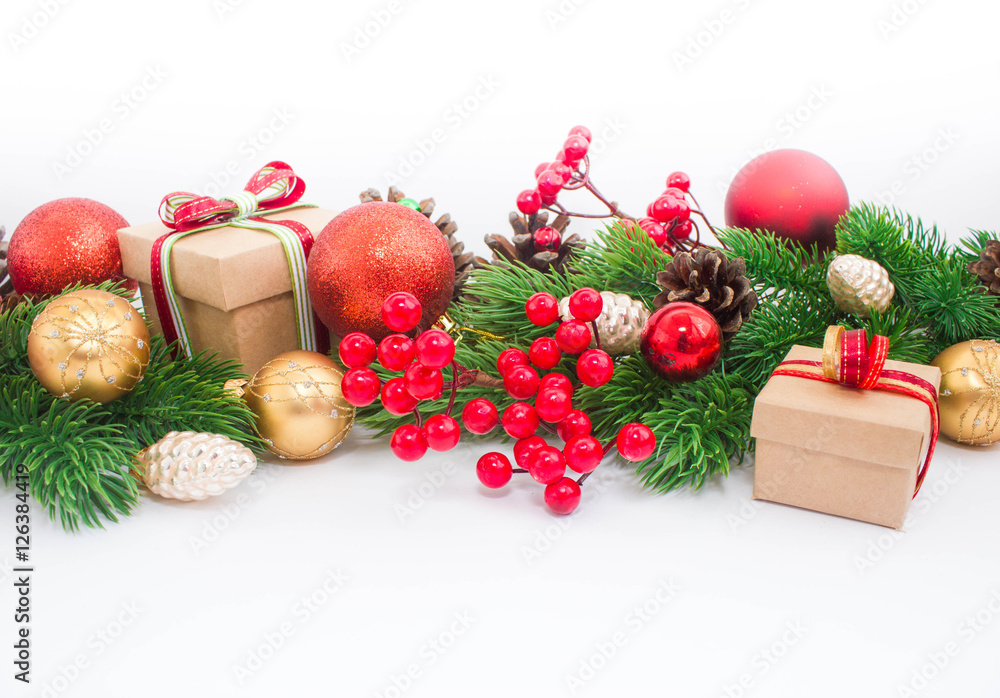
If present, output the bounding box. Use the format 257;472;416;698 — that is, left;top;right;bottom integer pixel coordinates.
340;290;658;516
514;125;717;255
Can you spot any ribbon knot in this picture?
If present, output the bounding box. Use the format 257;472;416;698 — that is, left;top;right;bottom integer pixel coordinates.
221;190;261;218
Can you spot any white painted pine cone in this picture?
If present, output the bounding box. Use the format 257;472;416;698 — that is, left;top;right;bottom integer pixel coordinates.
826;254;895;317
138;431;257;501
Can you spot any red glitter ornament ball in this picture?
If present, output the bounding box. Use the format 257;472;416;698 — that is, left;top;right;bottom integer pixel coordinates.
640;302;722;383
307;202;455;341
7;198;131;295
724;149;849;254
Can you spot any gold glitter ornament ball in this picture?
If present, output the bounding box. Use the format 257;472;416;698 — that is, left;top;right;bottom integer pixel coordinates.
307;202;455;342
27;289;150;403
931;339;1000;446
244;350;355;460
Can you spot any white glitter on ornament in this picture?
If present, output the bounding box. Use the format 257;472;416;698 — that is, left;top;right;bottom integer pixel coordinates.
962;368;970;376
49;330;59;339
124;312;132;321
974;418;983;426
76;369;85;379
288;361;299;368
302;381;314;388
106;299;115;307
107;376;116;384
263;393;271;403
68;305;78;313
58;362;67;371
137;339;145;349
942;389;952;396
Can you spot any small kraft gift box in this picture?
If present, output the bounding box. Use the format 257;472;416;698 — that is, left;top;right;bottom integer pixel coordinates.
117;162;335;375
749;326;942;529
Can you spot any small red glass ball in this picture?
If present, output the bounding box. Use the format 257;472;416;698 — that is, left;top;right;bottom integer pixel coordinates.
568;125;592;143
497;347;530;376
564;434;603;474
544;477;582;515
535;387;573;423
539;372;574;397
415;329;455;369
640;302;722;383
391;424;428;461
557;410;591;441
514;435;548;469
638;218;667;247
529;337;562;370
341;367;381;407
568;287;603;322
577;349;614;387
462;398;499;435
617;423;656;462
338;332;377;368
403;363;443;400
423;414;461;452
502;402;539;439
666;171;691;192
477;452;513;489
504;365;540;400
377;334;416;371
650;196;683;224
528;445;567;485
556;320;592;355
533;225;562;253
563;135;590;162
381;292;423;333
671;220;694;240
549;162;573;185
517;189;542;215
537;170;564;198
662;187;687;200
381;377;419;415
526;292;560;326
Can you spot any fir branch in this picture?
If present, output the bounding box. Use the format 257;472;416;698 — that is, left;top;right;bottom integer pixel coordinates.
909;258;1000;347
570;221;672;307
715;227;830;300
958;229;997;265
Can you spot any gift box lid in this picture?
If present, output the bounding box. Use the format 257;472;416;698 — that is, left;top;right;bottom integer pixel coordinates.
117;207;336;312
750;344;942;470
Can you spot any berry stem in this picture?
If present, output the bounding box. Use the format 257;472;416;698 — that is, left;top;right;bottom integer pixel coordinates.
577;471;592;486
412;407;423;429
444;362;460;417
512;468;528;474
590;320;603;351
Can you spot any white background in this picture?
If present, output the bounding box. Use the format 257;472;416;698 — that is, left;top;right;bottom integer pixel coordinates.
3;0;1000;696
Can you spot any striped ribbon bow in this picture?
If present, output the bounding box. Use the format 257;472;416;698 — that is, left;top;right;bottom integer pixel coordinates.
770;326;940;497
151;161;326;359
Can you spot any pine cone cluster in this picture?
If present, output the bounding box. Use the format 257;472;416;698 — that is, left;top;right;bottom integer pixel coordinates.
654;247;757;341
0;225;13;298
968;239;1000;296
360;187;479;303
484;211;584;274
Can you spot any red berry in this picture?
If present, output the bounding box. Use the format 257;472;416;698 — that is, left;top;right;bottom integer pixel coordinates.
646;202;657;219
539;372;574;396
564;435;602;474
338;332;376;368
390;424;428;462
534;162;553;178
554;149;580;168
539;191;558;206
381;377;418;415
535;387;572;423
556;320;592;355
650;196;683;224
341;367;381;407
544;477;581;515
672;220;694;239
673;199;691;222
536;170;564;198
462;398;499;435
549;162;573;185
662;187;687;200
577;349;614;387
557;409;591;441
568;125;592;143
403;363;443;400
529;337;562;370
502;402;539;439
517;189;542;216
563;135;589;162
617;423;656;461
477;452;512;488
666;171;691;192
514;435;547;469
423;414;460;452
533;225;562;252
377;334;416;371
381;292;422;333
568;287;603;322
525;293;560;327
638;218;667;247
497;347;530;376
528;445;566;484
504;365;540;400
415;329;455;369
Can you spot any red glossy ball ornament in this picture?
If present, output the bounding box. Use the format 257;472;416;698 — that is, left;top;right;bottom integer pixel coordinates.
8;198;131;295
307;202;455;341
415;329;455;369
477;452;513;489
640;302;722;383
724;149;849;254
391;424;428;462
423;414;461;452
341;367;381;407
544;477;581;515
533;226;562;253
616;423;656;462
502;402;539;439
462;398;499;435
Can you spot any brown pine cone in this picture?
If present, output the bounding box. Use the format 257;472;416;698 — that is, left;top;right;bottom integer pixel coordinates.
359;187;480;302
0;225;13;298
968;239;1000;295
654;247;757;341
481;211;584;274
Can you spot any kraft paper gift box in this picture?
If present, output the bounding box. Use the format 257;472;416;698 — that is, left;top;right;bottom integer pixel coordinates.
117;207;336;375
749;344;941;529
